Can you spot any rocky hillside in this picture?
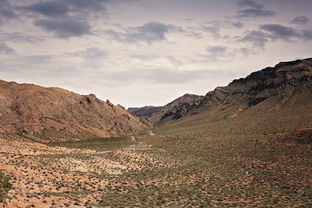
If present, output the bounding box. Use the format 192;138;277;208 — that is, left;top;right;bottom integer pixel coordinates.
128;94;203;123
128;106;162;119
0;80;149;142
130;58;312;124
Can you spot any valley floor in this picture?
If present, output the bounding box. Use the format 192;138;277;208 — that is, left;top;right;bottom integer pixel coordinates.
0;130;312;207
0;138;167;208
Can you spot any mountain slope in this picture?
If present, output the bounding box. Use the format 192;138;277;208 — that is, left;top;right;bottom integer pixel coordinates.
194;58;312;116
131;58;312;127
128;93;203;123
0;80;149;142
128;106;162;120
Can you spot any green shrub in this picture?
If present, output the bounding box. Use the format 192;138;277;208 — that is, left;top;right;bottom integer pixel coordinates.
0;171;12;203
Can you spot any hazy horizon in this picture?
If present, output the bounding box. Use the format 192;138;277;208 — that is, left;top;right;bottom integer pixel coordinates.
1;0;312;107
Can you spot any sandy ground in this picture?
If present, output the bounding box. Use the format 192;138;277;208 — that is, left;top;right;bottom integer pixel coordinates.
0;139;163;208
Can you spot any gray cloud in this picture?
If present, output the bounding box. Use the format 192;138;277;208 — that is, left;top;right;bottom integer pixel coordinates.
65;0;107;12
238;0;264;9
200;21;221;38
17;0;111;39
259;24;312;41
260;24;299;40
0;52;230;85
105;21;180;43
199;20;244;39
207;46;227;54
34;18;91;38
241;24;312;50
231;21;244;28
238;47;254;55
0;0;15;24
207;46;228;60
237;0;276;18
302;30;312;40
81;48;109;60
238;9;275;18
20;1;70;17
69;47;108;59
199;45;231;61
291;16;310;25
69;47;109;68
241;30;270;48
0;32;44;43
0;42;14;54
19;0;108;17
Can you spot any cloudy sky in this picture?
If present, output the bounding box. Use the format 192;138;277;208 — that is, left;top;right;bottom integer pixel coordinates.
0;0;312;107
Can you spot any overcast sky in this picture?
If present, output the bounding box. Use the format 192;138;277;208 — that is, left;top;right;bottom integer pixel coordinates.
0;0;311;107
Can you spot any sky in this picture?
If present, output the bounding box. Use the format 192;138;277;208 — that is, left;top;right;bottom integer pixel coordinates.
0;0;312;107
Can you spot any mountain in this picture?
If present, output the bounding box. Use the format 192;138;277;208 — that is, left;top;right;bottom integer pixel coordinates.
0;80;149;142
129;58;312;127
128;93;203;123
128;106;154;114
128;106;161;118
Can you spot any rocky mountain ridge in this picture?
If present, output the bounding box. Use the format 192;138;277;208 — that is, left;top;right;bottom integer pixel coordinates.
128;93;203;123
0;80;149;142
128;58;312;124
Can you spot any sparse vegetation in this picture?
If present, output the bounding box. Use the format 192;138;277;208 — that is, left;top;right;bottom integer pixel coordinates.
0;171;12;203
49;137;135;151
96;127;312;206
2;101;312;207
